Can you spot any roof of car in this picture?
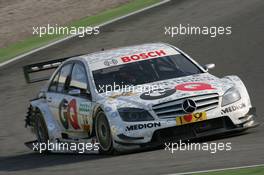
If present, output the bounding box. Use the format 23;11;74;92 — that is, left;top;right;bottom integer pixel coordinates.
80;42;175;64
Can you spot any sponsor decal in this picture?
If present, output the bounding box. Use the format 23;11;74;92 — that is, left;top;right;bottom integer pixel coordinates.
176;112;207;126
59;100;69;129
67;99;80;129
126;122;161;131
221;103;246;114
89;47;179;71
82;124;90;133
79;102;92;135
140;88;176;100
176;82;215;91
109;91;135;99
121;50;167;63
104;59;118;66
59;99;81;130
81;115;91;134
79;102;91;115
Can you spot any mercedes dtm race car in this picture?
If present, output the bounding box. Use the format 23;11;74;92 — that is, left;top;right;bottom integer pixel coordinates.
24;43;258;154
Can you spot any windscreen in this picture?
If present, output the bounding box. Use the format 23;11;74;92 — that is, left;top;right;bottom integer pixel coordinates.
92;54;203;93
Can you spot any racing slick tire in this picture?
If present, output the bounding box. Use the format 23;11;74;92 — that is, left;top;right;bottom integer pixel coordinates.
34;110;49;153
95;111;116;155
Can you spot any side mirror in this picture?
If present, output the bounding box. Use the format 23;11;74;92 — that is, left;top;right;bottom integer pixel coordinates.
203;63;215;72
68;88;92;100
68;89;81;96
85;90;92;100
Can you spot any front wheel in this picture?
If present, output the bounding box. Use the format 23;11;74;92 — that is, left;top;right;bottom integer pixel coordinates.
95;111;116;155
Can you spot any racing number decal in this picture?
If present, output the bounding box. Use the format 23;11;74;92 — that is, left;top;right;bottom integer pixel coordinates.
59;99;80;129
176;82;215;91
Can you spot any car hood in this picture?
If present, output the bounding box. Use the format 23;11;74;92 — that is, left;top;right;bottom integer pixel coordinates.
99;73;234;109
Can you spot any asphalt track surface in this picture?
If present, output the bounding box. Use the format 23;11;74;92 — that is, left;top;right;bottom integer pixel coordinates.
0;0;264;174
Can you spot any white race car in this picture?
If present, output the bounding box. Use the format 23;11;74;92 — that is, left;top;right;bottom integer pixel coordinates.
24;43;258;154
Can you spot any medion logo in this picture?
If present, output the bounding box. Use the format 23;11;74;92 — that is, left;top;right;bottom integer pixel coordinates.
221;103;246;114
126;122;161;131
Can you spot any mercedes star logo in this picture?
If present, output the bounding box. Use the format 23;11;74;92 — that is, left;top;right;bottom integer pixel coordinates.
182;99;197;113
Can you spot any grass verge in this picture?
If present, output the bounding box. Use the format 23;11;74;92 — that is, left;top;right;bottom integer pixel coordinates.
0;0;161;63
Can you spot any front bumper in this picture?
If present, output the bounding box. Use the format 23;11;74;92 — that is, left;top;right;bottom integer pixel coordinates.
116;107;259;146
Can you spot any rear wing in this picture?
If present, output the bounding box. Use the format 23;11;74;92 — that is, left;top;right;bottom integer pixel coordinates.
23;57;69;83
23;53;87;83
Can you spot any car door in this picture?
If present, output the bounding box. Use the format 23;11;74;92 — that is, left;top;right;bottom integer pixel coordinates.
46;63;73;131
62;62;93;138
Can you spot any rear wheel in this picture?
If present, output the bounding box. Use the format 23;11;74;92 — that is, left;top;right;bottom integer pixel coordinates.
34;111;49;153
95;111;116;155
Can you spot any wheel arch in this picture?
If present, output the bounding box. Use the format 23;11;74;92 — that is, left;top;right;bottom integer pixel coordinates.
91;105;104;136
29;99;62;141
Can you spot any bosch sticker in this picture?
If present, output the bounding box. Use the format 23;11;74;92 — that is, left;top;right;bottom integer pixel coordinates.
89;47;179;71
121;50;166;63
